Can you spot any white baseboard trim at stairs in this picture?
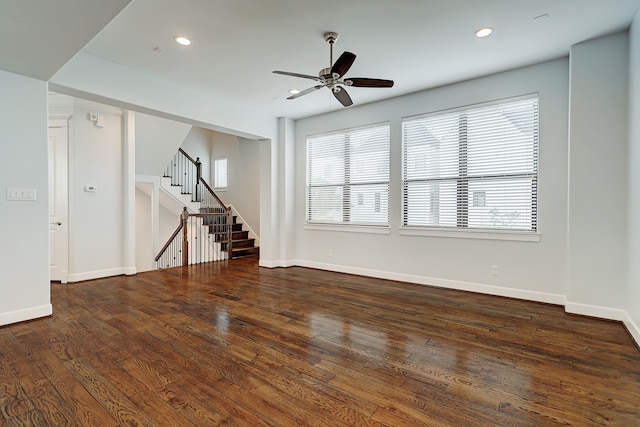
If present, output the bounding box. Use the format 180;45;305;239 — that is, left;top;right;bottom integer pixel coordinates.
228;204;260;245
159;176;201;213
0;304;52;327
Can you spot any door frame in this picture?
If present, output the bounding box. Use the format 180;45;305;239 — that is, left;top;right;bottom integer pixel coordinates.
49;115;70;283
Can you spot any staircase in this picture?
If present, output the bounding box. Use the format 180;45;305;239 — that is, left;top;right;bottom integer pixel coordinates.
155;149;259;269
201;208;259;258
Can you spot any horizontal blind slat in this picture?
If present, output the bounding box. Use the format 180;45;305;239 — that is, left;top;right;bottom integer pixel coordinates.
402;96;538;231
308;123;390;225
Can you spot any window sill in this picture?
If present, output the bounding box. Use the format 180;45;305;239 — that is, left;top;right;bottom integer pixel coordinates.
304;223;391;235
399;227;541;242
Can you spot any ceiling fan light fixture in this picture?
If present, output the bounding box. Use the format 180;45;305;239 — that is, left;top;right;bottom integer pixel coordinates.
289;89;300;94
174;36;192;46
475;27;494;38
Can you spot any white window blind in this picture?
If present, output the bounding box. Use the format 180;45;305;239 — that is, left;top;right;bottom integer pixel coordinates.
402;96;539;231
307;123;390;225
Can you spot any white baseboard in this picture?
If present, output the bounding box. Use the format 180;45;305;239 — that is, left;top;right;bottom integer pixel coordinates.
259;259;296;268
0;304;52;327
254;258;640;349
293;259;566;306
564;302;626;321
123;267;137;276
623;312;640;348
68;267;126;283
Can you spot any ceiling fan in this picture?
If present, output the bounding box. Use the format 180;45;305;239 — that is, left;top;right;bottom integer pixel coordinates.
273;32;394;107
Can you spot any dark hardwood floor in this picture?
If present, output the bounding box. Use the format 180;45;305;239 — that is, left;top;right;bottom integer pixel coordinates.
1;258;639;426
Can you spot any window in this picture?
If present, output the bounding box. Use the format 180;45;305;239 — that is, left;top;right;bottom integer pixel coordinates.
214;158;227;189
402;95;538;232
307;123;390;226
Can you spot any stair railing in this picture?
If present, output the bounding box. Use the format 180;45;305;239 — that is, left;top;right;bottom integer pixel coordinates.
164;148;228;212
165;148;200;200
155;206;234;269
158;147;235;268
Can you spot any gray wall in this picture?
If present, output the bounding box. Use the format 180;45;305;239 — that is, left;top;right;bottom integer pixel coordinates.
0;71;51;325
627;11;640;340
567;32;629;314
210;131;261;238
135;113;191;177
294;58;570;304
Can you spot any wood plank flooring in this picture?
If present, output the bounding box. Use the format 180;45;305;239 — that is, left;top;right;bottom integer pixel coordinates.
1;258;639;426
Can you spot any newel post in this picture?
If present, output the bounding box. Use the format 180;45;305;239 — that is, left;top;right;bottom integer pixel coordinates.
226;206;233;260
195;157;202;202
181;207;189;266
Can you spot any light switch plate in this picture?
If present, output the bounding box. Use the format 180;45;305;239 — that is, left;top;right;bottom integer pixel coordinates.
7;188;36;201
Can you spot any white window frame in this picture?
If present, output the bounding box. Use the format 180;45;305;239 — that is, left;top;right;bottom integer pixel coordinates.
401;94;539;239
213;158;228;190
306;123;390;228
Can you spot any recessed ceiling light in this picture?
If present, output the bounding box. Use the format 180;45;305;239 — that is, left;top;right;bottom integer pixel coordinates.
475;27;494;38
289;89;300;95
174;36;192;46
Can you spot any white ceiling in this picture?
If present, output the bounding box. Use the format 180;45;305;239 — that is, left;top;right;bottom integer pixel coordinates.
2;0;640;120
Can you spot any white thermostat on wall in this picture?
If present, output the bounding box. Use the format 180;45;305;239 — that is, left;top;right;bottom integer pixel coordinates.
85;185;97;192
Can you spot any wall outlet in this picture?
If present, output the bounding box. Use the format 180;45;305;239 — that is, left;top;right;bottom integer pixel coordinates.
328;249;333;257
491;265;499;276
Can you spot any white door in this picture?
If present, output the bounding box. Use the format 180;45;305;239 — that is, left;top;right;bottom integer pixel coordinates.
49;121;69;283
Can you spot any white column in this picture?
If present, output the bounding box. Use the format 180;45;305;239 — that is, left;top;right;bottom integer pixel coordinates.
123;110;137;275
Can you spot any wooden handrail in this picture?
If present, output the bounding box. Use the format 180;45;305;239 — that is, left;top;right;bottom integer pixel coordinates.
155;221;183;262
178;147;197;164
155;209;235;267
199;177;228;210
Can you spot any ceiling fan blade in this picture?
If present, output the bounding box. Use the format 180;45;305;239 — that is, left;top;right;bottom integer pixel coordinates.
273;70;320;81
333;86;353;107
287;85;324;99
347;78;394;88
331;51;356;77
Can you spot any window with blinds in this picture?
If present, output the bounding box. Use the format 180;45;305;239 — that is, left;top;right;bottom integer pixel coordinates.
402;95;539;231
307;123;390;225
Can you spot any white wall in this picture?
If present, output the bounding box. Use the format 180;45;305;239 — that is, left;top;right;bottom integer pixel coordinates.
51;52;279;264
67;102;125;281
135;112;192;177
277;118;296;263
51;52;277;141
181;127;213;184
210;131;261;238
627;11;640;342
0;71;51;325
293;59;570;303
566;32;629;317
135;184;153;272
159;195;181;246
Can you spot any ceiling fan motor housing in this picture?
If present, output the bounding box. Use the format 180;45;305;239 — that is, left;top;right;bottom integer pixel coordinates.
323;31;338;44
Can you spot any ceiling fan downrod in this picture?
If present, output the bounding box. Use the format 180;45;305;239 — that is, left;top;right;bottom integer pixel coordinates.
324;32;338;69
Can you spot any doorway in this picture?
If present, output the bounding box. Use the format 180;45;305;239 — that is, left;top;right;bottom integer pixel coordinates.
48;119;69;282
